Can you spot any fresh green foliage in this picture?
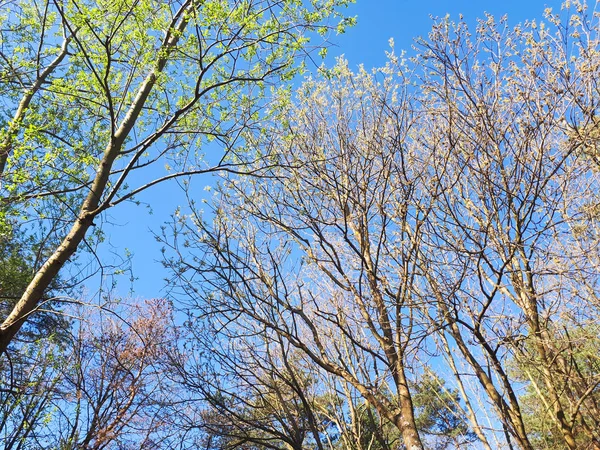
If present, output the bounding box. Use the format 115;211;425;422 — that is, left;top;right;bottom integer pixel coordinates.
412;373;478;450
0;0;354;352
0;225;67;344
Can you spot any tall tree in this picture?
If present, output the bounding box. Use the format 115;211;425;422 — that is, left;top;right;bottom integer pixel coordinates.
165;59;432;450
165;2;600;449
0;0;354;352
417;4;600;448
0;298;183;449
0;224;67;347
165;306;338;449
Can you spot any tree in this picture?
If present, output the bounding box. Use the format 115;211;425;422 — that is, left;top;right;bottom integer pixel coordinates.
165;58;434;450
166;299;342;449
509;325;600;450
0;224;68;347
0;220;70;416
324;373;477;450
411;372;478;450
416;5;600;448
0;0;354;353
0;297;184;449
164;2;600;449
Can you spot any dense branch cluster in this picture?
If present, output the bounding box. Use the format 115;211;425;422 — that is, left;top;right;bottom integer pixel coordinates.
164;4;600;449
2;0;600;449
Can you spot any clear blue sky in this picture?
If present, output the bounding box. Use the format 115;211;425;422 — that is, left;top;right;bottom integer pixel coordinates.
326;0;564;67
102;0;565;300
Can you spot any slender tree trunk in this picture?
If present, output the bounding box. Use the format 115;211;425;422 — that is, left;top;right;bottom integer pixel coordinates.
440;332;494;450
0;3;191;354
512;245;578;450
394;367;425;450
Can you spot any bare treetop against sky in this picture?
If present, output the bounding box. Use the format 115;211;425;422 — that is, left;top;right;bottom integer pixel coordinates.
3;0;600;448
330;0;566;66
110;0;568;300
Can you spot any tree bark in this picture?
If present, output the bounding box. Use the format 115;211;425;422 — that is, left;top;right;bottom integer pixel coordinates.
0;2;191;354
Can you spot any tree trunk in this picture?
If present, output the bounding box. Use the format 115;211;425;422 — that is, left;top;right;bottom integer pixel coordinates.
0;3;191;354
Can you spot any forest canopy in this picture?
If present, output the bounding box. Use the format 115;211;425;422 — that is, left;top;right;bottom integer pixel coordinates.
2;1;600;449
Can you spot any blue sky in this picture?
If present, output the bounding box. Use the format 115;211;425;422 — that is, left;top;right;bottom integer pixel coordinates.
102;0;565;300
326;0;564;67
